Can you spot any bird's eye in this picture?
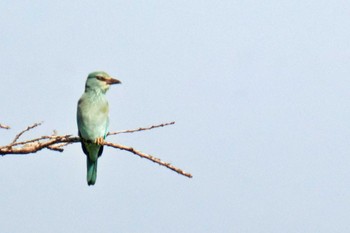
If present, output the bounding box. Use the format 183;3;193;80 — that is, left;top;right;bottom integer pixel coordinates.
96;76;104;81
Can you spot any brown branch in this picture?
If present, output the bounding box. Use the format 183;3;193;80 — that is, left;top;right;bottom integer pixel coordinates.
1;135;79;155
0;122;192;178
103;141;192;178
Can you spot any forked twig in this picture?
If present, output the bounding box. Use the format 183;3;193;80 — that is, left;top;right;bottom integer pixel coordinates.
11;122;43;144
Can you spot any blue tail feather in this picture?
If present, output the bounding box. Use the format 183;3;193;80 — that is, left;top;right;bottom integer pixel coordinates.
87;158;97;185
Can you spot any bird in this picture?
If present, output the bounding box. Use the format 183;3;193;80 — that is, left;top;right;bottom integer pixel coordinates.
77;71;121;185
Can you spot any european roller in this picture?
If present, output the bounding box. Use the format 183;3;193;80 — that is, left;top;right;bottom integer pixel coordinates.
77;71;121;185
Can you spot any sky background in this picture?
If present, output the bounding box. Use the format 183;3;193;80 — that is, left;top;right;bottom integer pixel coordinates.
1;1;350;232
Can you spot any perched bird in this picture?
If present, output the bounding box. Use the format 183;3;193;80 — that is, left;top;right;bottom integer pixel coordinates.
77;71;121;185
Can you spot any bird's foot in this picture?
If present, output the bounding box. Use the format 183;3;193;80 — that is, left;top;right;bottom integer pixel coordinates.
94;137;105;145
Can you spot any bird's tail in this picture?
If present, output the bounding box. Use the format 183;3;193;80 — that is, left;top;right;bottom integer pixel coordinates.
87;157;98;186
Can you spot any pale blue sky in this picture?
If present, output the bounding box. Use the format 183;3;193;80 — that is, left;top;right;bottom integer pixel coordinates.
1;1;350;232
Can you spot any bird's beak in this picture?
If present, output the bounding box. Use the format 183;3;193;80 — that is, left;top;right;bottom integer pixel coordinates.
105;77;121;85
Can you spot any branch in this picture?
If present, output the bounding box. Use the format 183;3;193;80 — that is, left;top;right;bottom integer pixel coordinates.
0;122;192;178
104;141;192;178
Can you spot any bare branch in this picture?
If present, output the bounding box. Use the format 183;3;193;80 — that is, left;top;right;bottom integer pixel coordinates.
0;122;192;178
107;121;175;136
0;123;10;129
103;141;192;178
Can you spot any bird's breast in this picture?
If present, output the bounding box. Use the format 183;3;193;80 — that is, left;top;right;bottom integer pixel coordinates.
77;94;109;140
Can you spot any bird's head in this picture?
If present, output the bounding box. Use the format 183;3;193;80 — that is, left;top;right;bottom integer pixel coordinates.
85;71;121;93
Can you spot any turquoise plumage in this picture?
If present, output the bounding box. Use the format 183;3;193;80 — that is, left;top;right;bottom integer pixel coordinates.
77;71;121;185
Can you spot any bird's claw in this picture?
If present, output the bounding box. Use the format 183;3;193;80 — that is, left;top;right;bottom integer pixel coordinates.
94;137;104;145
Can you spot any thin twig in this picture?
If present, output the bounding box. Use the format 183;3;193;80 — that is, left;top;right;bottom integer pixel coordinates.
10;135;52;147
108;121;175;136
